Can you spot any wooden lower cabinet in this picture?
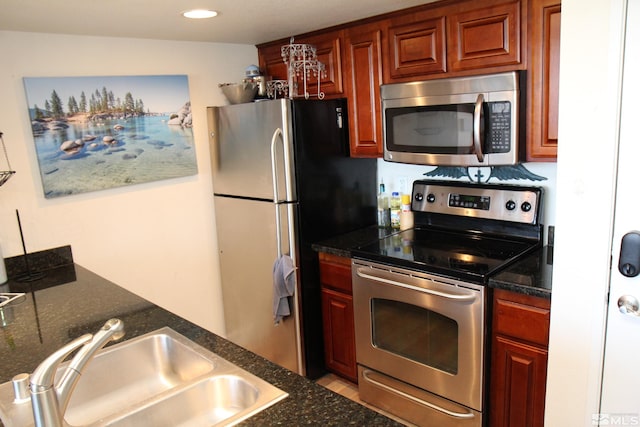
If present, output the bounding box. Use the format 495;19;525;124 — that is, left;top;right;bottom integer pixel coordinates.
490;289;551;427
491;335;548;426
321;287;357;382
318;252;357;383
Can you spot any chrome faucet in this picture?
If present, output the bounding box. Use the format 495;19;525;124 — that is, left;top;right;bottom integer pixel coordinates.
28;318;125;427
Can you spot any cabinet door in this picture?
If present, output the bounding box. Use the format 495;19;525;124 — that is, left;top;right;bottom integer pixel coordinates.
321;287;357;383
258;31;344;99
258;42;289;81
295;31;344;98
345;23;384;157
385;15;446;80
490;336;548;427
526;0;561;161
448;1;522;72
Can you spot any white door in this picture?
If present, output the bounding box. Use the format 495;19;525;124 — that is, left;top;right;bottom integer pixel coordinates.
599;1;640;424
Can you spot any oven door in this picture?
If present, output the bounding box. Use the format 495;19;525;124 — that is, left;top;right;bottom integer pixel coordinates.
352;259;485;412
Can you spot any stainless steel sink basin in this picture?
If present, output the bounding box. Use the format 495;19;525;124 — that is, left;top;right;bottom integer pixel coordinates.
0;327;288;426
105;375;263;426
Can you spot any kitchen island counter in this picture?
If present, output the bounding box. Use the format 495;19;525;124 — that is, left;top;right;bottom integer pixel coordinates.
0;258;401;426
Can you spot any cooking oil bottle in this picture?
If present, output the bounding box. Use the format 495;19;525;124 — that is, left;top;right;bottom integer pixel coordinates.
377;182;390;228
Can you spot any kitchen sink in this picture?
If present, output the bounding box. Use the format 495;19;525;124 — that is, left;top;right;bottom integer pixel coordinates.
63;329;216;424
0;327;288;426
104;375;262;426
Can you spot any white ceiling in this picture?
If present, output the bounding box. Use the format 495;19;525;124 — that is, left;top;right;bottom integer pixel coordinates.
0;0;437;45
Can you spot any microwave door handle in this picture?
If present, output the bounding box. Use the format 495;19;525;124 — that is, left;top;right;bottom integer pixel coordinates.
473;93;485;163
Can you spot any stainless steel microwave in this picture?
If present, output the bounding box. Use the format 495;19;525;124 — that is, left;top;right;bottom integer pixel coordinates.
381;71;522;166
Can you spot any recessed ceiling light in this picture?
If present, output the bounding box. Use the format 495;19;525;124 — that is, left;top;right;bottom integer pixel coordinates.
182;9;218;19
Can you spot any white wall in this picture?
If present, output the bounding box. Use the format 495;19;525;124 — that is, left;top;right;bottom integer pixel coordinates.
545;0;626;425
0;31;258;335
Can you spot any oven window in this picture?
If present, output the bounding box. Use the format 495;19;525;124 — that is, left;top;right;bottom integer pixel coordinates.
386;105;474;154
371;298;458;374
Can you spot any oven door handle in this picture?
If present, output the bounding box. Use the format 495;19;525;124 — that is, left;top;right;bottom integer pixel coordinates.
355;268;477;302
362;369;475;419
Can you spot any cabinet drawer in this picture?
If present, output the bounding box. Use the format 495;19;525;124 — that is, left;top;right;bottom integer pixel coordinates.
493;289;551;347
319;252;352;294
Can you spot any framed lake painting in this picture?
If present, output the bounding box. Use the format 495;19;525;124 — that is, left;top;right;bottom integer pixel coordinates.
23;75;197;198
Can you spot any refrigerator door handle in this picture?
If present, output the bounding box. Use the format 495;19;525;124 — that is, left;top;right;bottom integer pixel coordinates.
270;128;284;258
270;128;284;203
272;127;303;375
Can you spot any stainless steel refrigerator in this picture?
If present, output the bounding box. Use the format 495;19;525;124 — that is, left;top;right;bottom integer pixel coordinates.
207;98;376;377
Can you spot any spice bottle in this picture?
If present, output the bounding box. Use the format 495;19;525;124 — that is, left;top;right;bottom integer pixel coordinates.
400;194;414;230
390;192;401;229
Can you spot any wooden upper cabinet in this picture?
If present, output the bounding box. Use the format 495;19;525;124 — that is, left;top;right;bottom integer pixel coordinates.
258;43;288;81
294;32;345;98
258;32;344;99
526;0;561;161
385;15;447;80
345;22;384;157
448;1;522;72
256;0;558;160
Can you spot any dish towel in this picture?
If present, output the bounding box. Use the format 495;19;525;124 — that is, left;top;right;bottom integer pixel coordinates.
273;255;296;324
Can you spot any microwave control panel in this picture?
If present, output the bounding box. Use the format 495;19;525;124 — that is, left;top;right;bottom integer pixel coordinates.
486;101;512;153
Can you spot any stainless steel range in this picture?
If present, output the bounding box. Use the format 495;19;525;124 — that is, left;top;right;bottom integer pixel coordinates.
352;180;543;427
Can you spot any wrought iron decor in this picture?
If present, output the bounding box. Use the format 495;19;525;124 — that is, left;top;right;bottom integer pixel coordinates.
424;164;548;183
267;38;327;100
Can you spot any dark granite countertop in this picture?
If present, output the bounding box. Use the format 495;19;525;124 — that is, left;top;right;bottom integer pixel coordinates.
311;225;394;258
313;227;553;298
0;251;401;426
488;246;553;299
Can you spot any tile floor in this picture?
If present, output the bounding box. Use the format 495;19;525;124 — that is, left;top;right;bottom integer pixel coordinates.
316;373;416;426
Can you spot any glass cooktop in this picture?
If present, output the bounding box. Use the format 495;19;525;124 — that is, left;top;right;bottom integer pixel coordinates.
352;228;540;284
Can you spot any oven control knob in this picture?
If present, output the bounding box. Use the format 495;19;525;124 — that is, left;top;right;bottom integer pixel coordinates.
415;193;424;202
521;201;532;212
426;193;436;203
506;200;516;210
